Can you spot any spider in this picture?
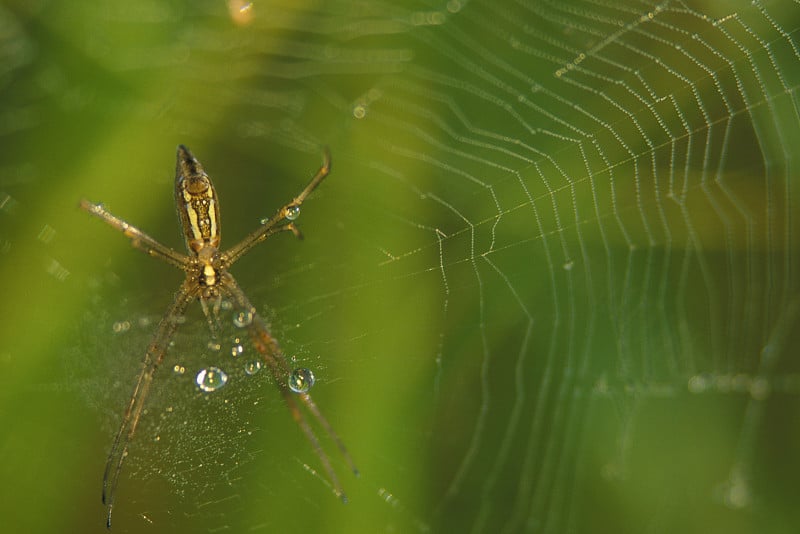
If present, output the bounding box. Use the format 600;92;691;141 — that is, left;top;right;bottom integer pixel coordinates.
81;145;356;528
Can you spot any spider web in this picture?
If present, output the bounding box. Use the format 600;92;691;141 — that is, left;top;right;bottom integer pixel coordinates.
1;0;799;533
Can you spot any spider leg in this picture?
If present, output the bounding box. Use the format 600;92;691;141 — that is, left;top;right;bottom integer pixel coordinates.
80;199;191;270
223;224;300;267
199;293;222;340
103;283;197;528
295;391;359;478
282;388;347;502
222;148;330;266
219;272;356;499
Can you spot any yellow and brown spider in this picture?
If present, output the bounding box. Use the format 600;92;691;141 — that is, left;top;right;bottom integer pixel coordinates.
81;145;356;528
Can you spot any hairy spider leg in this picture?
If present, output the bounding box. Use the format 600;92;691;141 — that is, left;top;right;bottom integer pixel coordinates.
79;200;191;270
101;282;198;528
222;147;330;266
221;272;359;499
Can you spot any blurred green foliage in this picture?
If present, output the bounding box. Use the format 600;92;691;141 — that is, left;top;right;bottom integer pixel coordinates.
1;1;799;533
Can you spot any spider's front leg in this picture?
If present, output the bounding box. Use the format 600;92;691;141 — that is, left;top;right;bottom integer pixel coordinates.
79;200;191;270
223;149;331;266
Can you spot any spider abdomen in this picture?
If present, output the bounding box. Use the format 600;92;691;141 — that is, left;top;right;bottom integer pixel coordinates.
175;145;221;253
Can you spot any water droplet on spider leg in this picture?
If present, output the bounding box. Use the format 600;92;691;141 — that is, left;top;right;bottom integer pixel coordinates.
244;360;262;375
196;367;228;392
233;309;253;327
288;368;315;393
285;205;300;221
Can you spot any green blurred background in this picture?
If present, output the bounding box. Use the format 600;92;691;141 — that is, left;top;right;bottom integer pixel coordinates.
1;1;799;533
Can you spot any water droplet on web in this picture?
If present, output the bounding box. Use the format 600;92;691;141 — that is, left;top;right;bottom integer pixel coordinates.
173;364;186;375
288;368;315;393
196;367;228;392
233;309;253;327
231;342;244;358
112;321;131;333
285;205;300;221
244;360;262;375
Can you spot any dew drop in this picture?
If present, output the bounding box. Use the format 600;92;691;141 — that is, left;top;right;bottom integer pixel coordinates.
112;321;131;333
231;342;244;358
196;367;228;392
288;368;315;393
207;340;222;352
233;309;253;328
173;364;186;375
285;205;301;221
244;360;262;375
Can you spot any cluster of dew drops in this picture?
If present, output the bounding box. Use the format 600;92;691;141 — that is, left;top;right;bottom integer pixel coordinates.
170;303;315;396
